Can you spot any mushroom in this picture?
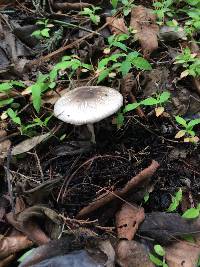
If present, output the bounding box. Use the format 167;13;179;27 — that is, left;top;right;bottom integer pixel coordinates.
54;86;123;143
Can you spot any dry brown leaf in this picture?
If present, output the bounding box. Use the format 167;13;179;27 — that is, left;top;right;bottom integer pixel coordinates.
165;240;200;267
116;240;155;267
130;5;159;58
42;88;69;105
116;203;145;240
106;17;128;35
11;132;50;155
0;230;33;260
0;130;11;164
155;107;164;117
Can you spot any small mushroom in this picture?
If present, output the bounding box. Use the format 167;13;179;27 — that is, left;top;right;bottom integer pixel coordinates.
54;86;123;143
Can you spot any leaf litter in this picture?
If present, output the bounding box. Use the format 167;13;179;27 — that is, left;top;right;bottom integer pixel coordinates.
0;0;200;266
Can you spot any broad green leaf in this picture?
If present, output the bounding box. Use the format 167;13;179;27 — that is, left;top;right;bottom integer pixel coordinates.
0;98;14;107
10;81;25;87
187;118;200;129
176;188;183;202
112;41;128;51
120;60;132;76
97;69;110;83
182;208;199;219
0;83;13;92
31;30;41;38
132;57;152;70
41;28;50;37
149;253;163;266
110;0;118;8
175;116;187;127
123;103;140;113
167;197;177;212
30;83;42;113
159;91;170;103
141;97;159;106
154;244;165;256
7;108;21;125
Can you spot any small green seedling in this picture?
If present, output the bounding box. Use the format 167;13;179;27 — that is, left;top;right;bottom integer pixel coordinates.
105;34;130;53
113;91;170;128
97;51;151;83
149;244;168;267
143;192;150;203
174;48;200;78
120;0;135;16
32;19;54;38
79;6;101;25
153;0;175;24
175;116;200;143
123;91;170;115
18;248;35;263
167;188;182;212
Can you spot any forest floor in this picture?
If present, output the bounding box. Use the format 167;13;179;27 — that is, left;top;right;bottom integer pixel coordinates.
0;0;200;266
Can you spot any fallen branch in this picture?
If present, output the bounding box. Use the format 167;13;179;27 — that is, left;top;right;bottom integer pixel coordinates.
77;160;159;218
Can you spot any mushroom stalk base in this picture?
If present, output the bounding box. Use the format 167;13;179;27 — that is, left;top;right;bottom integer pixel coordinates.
87;123;96;144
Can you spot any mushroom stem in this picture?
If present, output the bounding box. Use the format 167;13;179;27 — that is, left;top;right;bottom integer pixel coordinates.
87;123;96;144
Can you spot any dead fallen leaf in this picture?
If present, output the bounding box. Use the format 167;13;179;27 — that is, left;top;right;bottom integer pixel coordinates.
116;240;154;267
0;230;33;260
139;212;200;245
0;254;15;267
155;107;164;117
130;5;159;58
0;130;11;163
116;203;145;240
11;132;51;155
42;88;69;105
106;17;128;35
165;240;200;267
6;205;62;245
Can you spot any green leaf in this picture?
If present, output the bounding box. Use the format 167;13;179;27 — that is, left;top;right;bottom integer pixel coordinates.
18;248;35;263
7;108;21;125
159;91;170;103
41;28;50;37
31;30;41;38
175;116;187;128
144;192;150;203
30;83;42;113
97;69;110;83
154;244;165;256
0;98;14;107
132;57;152;70
119;60;132;76
176;188;183;202
167;197;178;212
182;208;199;219
0;82;13;92
112;41;128;51
149;253;163;266
141;97;159;106
123;103;140;113
115;112;124;128
111;0;118;9
187;118;200;129
10;81;25;87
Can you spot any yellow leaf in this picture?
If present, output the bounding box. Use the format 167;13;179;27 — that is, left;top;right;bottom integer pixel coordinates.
184;137;190;143
180;70;189;78
190;136;199;143
175;130;186;139
103;48;111;54
155;107;164;117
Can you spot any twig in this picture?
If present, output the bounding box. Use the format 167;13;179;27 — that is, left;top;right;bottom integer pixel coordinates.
76;160;159;218
5;146;15;213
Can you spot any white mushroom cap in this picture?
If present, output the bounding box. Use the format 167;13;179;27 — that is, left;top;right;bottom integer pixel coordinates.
54;86;123;125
